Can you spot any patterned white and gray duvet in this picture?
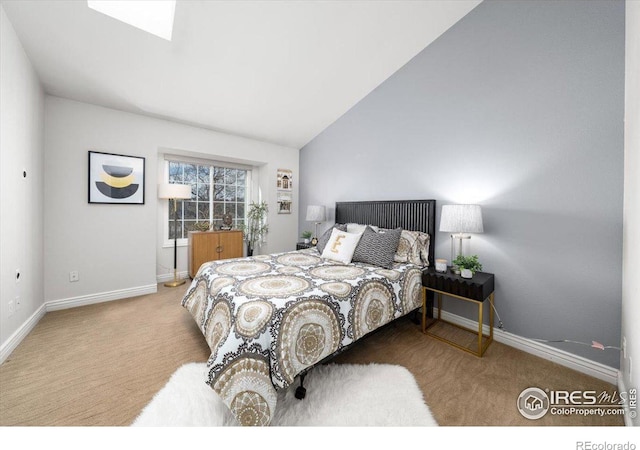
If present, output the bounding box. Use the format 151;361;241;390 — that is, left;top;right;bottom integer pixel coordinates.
181;247;423;426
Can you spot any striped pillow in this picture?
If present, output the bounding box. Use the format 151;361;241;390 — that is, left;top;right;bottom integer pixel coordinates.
352;226;402;269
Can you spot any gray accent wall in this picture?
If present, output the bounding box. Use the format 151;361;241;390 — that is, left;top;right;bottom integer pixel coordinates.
299;0;624;367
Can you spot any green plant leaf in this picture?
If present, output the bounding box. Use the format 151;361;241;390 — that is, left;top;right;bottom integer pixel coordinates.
243;201;269;248
452;254;483;273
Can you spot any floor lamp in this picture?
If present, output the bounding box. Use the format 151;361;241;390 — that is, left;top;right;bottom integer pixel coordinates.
159;183;192;287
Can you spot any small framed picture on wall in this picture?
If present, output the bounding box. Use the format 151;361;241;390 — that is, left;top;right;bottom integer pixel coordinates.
276;168;293;214
88;151;145;204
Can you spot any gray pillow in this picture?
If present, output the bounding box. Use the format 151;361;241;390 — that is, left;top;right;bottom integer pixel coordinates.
352;226;402;269
316;224;347;254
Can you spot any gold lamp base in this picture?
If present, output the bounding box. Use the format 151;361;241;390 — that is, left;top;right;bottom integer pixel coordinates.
164;269;186;288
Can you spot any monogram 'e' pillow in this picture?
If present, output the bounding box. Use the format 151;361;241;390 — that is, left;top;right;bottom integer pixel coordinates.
321;228;363;264
394;230;431;266
316;223;347;254
352;226;402;269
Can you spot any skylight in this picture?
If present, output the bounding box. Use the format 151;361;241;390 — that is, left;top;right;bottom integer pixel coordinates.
87;0;176;41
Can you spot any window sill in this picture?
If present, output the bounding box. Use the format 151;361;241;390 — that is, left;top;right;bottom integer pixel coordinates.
163;240;188;248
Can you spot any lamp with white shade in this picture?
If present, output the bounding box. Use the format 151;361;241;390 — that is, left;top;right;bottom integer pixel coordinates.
159;183;192;287
439;204;484;265
305;205;326;245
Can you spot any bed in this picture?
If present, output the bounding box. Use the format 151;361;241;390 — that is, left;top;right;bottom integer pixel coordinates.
181;199;436;426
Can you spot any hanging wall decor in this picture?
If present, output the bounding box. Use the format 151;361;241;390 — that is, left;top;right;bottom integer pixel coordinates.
88;151;145;204
276;168;293;214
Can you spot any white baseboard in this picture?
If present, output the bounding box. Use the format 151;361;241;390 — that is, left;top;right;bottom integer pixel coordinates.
436;308;619;385
156;271;189;283
0;304;47;365
46;284;158;311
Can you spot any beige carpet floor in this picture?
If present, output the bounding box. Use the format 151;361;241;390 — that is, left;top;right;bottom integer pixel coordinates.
0;283;624;426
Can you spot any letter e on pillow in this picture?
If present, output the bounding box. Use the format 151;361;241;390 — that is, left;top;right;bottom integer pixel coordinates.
331;234;346;253
321;228;363;264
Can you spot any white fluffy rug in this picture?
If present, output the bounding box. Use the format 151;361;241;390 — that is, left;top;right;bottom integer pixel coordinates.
132;362;437;427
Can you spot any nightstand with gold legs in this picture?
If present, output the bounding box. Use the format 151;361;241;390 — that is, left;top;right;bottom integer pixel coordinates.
421;268;495;357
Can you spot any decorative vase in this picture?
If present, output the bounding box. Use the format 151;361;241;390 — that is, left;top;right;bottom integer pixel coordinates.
247;245;253;257
460;268;473;279
304;238;310;244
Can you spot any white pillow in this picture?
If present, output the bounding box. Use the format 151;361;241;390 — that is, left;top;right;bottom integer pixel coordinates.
346;223;367;234
321;228;363;264
347;223;379;234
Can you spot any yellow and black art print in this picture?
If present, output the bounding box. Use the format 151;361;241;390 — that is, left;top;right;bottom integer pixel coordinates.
88;151;145;204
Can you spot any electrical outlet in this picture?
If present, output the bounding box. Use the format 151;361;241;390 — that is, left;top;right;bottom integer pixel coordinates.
8;300;15;316
69;270;79;282
15;296;21;311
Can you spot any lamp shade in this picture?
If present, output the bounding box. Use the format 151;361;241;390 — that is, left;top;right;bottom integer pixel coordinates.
439;204;484;233
306;205;326;222
158;183;191;200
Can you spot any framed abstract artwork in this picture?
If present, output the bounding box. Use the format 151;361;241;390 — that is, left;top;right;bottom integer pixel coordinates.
88;151;145;204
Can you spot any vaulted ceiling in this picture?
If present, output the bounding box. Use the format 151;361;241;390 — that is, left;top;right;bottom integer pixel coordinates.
2;0;481;148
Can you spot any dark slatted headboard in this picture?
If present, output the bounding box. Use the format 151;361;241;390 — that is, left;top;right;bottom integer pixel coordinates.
335;199;436;267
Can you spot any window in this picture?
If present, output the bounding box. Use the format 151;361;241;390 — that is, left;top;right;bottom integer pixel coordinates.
166;160;248;241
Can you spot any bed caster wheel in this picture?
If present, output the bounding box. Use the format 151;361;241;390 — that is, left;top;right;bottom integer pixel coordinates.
295;386;306;400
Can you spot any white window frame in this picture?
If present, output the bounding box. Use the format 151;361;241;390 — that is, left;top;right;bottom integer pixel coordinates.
162;155;253;248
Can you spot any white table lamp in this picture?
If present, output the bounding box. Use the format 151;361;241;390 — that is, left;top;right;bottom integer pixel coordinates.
306;205;326;245
439;204;484;263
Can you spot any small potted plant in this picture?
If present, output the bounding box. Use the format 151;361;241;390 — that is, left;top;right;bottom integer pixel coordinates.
452;255;483;279
301;230;312;244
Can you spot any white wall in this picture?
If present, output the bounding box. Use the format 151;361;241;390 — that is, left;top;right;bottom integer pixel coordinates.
0;6;45;348
44;97;298;303
621;0;640;427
